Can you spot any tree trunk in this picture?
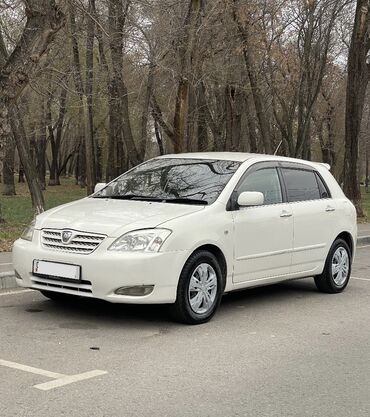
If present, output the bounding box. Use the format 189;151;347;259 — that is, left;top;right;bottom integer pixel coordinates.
343;0;369;217
0;0;65;213
173;0;202;153
108;0;141;167
11;112;45;214
69;3;96;194
196;82;209;152
77;137;86;188
49;87;67;186
36;100;47;189
2;135;16;195
139;62;155;157
106;80;122;181
84;0;97;194
153;117;165;155
366;137;369;193
244;91;258;153
18;166;25;183
232;1;272;154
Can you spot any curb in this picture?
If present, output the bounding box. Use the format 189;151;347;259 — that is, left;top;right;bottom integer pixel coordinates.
358;236;370;246
0;271;17;290
1;236;370;292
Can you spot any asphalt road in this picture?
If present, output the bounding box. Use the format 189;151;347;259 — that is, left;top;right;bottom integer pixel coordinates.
1;246;370;417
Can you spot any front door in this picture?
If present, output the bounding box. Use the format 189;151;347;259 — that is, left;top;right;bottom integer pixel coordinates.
232;166;294;284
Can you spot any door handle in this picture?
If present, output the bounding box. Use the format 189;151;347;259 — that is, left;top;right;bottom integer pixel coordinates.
326;206;336;212
280;211;293;218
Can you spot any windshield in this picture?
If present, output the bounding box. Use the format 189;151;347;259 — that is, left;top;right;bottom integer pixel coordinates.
93;158;241;205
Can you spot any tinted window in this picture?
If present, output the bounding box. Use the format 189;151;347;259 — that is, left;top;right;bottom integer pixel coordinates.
282;168;320;202
94;158;241;205
238;168;283;205
316;173;330;199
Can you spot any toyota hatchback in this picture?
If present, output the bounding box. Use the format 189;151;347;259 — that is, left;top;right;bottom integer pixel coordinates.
13;153;357;324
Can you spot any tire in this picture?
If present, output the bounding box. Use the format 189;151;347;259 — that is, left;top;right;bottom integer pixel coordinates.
40;290;75;302
314;238;352;294
170;250;224;325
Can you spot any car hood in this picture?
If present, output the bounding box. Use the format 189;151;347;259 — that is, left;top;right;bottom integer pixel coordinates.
35;198;205;237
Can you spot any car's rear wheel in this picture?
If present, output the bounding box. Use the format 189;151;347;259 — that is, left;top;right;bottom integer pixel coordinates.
314;238;352;293
170;250;224;324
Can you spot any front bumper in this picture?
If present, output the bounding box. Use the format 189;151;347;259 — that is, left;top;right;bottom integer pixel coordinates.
13;232;190;304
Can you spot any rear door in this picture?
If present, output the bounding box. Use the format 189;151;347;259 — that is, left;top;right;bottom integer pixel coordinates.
280;165;337;275
232;163;294;283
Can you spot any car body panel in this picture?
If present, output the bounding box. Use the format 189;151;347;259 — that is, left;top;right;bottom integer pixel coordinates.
34;198;205;237
12;152;357;306
232;202;294;282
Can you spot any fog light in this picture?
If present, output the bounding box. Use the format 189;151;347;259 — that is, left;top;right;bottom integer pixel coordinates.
115;285;154;296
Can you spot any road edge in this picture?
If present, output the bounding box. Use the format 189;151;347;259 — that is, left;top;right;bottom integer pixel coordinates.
0;271;17;290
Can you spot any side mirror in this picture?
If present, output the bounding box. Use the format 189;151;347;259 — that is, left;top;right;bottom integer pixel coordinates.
237;191;264;207
94;183;107;194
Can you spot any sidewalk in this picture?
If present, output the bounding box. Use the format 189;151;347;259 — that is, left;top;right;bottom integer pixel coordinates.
358;223;370;238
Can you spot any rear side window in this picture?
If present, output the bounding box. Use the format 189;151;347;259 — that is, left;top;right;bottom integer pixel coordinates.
315;173;330;199
238;168;283;205
282;168;321;202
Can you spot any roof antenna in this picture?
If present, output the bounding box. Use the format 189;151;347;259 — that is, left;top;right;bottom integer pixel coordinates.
274;140;283;156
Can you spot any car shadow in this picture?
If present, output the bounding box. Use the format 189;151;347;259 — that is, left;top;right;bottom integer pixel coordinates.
222;278;319;306
23;278;320;326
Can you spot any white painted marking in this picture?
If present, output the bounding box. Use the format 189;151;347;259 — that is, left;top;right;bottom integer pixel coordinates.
0;359;65;379
0;359;108;391
34;370;108;391
0;289;34;297
352;277;370;282
0;263;13;266
357;245;370;249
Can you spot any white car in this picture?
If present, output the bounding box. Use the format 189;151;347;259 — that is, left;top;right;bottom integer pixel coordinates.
13;153;357;324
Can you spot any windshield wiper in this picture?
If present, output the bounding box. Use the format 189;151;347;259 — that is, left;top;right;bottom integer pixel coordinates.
109;195;165;202
94;194;208;205
165;198;208;206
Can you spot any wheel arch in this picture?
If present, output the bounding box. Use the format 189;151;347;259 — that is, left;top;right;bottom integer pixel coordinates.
191;244;228;288
335;231;355;257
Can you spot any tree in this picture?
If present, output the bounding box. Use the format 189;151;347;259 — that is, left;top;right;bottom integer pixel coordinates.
343;0;370;216
0;0;66;214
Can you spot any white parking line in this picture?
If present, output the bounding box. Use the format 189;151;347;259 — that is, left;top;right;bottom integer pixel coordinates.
0;359;65;379
0;263;13;266
352;277;370;282
34;370;108;391
0;359;107;391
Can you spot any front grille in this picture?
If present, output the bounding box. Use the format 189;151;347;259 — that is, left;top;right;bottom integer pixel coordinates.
41;229;106;255
31;275;93;296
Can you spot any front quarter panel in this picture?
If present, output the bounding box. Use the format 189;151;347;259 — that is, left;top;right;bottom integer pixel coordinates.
160;202;234;289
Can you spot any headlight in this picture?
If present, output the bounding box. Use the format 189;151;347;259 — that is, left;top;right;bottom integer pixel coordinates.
108;229;172;252
21;219;36;241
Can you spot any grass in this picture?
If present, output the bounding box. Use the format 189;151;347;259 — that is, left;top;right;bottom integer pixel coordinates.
362;188;370;219
0;178;86;252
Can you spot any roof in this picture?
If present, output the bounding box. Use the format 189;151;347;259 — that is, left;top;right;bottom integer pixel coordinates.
158;152;330;170
158;152;262;162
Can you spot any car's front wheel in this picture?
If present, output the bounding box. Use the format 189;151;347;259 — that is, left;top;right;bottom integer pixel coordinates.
314;238;352;293
170;250;224;324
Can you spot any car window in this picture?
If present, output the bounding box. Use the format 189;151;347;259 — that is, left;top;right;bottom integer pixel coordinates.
238;168;283;205
315;173;330;199
94;158;241;205
282;168;321;202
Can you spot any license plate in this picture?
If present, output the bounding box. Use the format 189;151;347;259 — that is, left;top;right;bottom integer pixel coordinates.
33;260;81;281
